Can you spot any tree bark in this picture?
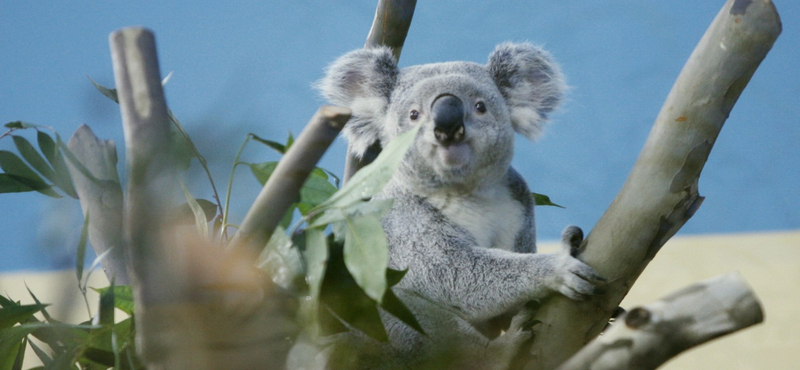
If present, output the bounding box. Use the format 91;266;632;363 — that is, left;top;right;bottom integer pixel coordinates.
110;27;192;369
343;0;417;184
66;124;129;284
524;1;781;369
556;272;763;370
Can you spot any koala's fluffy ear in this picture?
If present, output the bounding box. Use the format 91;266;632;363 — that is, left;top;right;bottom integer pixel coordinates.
488;42;566;140
316;47;399;158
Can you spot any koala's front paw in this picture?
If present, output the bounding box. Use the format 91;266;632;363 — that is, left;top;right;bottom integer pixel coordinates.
548;244;606;301
487;307;536;367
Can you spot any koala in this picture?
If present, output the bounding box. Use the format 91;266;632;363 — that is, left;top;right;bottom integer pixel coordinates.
312;42;605;369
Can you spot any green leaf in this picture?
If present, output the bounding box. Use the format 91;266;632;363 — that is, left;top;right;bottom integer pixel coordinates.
257;226;304;290
531;192;564;208
97;280;115;327
249;161;278;186
75;211;90;283
299;228;328;337
250;134;286;154
36;131;56;163
39;131;79;198
308;199;393;229
0;304;47;330
172;198;217;225
299;172;338;212
286;132;295;151
11;135;56;182
319;241;388;342
311;124;420;213
88;77;118;103
28;340;52;368
25;286;54;323
0;174;50;194
181;184;209;239
4;121;36;130
0;150;60;198
91;286;133;316
381;288;425;335
342;214;389;303
303;228;328;302
386;268;407;288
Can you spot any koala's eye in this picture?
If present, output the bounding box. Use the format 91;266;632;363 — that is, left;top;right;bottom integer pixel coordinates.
409;110;420;121
475;101;487;114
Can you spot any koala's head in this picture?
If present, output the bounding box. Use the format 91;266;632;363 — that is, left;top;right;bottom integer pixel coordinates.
317;42;565;193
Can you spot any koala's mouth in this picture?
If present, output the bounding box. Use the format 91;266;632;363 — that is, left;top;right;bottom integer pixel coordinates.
435;142;472;168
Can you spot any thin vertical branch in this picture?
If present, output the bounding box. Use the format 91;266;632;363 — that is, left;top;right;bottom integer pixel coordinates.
110;27;185;368
344;0;417;183
524;1;781;369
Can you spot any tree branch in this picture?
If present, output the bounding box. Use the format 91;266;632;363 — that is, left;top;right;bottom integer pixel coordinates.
230;105;350;255
556;272;763;370
343;0;417;183
66;124;129;284
524;1;781;369
111;27;189;368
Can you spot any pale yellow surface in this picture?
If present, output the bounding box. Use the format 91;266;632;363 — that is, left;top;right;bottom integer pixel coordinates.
1;231;798;369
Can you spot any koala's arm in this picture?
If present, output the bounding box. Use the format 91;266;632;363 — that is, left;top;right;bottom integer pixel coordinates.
382;190;604;323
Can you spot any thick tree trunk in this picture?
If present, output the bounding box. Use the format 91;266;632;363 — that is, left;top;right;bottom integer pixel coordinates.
523;1;781;369
556;272;764;370
66;125;129;284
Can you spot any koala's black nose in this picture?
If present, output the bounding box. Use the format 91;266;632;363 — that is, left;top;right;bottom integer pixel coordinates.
431;94;465;146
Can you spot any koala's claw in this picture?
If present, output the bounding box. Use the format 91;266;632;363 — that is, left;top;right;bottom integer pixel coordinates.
550;250;607;301
561;225;584;257
497;307;536;346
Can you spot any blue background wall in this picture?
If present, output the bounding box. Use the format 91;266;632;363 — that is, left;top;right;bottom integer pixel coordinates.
1;1;798;271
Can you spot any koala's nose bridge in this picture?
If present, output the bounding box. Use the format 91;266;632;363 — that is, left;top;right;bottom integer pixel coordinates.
431;94;466;146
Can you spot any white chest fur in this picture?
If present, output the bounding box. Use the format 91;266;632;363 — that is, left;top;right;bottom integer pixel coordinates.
426;185;525;251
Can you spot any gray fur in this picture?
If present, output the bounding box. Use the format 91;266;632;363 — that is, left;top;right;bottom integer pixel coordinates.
311;42;604;369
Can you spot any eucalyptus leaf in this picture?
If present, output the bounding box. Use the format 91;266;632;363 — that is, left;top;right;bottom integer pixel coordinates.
0;150;60;198
299;174;338;211
97;280;115;326
303;228;328;302
257;226;304;290
0;174;52;194
0;304;47;330
75;212;90;283
249;161;278;186
24;287;53;323
88;77;119;103
308;199;393;229
11;135;55;182
172;199;217;224
28;339;52;367
319;241;388;342
342;214;389;303
91;286;133;316
249;134;286;154
36;131;56;163
381;288;425;335
531;192;564;208
312;124;420;213
301;228;328;335
181;184;209;239
4;121;38;130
